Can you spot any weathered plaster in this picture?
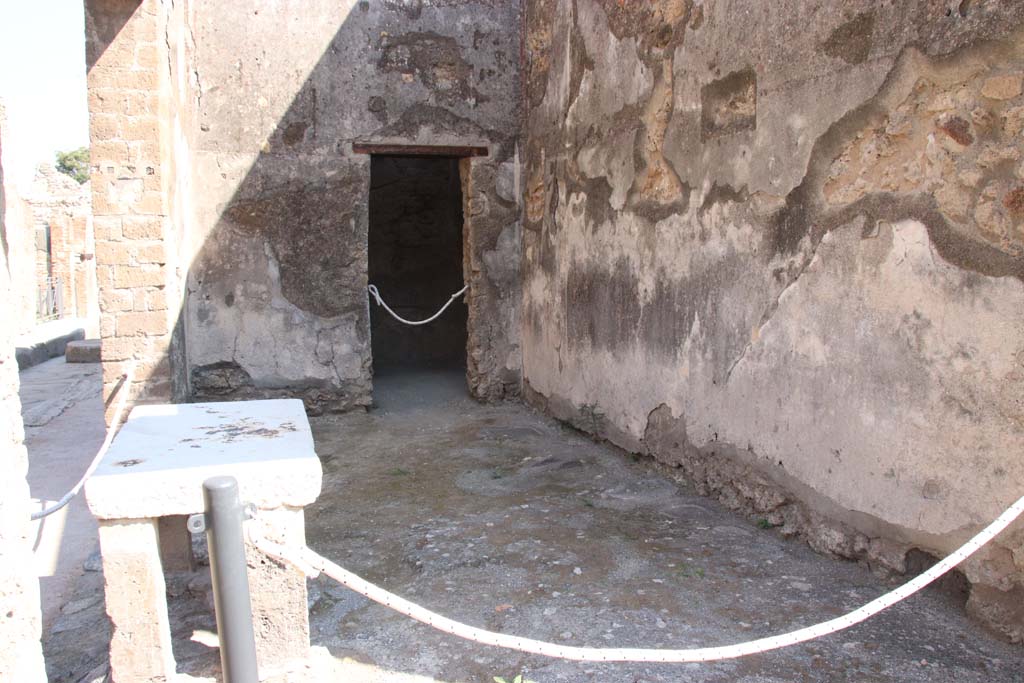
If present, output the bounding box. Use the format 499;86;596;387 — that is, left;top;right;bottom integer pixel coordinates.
184;0;522;408
522;0;1024;640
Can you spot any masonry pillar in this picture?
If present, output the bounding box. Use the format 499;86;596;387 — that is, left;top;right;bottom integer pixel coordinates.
85;0;184;419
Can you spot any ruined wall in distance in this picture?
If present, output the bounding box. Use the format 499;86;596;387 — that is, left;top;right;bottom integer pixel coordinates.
28;164;97;330
184;0;522;410
522;0;1024;639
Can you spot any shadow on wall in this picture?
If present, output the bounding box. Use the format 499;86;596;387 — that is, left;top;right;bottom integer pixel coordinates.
179;0;523;414
85;0;175;413
82;2;521;678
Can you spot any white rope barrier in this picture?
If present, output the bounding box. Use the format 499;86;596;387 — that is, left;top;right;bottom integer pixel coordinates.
367;283;467;326
249;492;1024;663
30;366;134;521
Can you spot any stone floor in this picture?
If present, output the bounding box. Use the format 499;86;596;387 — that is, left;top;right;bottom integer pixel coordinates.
23;357;104;634
42;367;1024;682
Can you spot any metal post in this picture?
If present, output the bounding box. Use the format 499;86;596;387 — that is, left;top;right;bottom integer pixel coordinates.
202;476;259;682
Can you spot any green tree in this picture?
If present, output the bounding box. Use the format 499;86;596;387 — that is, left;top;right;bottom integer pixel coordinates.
55;146;90;184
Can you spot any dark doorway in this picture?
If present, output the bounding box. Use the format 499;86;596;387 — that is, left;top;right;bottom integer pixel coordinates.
368;155;467;376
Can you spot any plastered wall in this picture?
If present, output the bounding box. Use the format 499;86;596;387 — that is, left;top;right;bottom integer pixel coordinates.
183;0;523;409
521;0;1024;640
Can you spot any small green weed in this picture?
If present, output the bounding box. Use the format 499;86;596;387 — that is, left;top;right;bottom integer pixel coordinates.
386;467;410;476
756;518;775;529
677;562;705;579
494;676;536;683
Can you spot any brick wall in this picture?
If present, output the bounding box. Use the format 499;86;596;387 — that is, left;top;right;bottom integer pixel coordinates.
86;0;184;417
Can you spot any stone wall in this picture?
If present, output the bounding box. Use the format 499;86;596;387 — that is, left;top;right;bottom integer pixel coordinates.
521;0;1024;639
183;0;522;409
0;96;47;683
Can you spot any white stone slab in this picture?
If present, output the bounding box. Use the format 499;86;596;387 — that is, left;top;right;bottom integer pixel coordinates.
86;399;322;519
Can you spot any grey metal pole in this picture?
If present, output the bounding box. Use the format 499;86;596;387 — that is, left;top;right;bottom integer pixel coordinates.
202;476;259;683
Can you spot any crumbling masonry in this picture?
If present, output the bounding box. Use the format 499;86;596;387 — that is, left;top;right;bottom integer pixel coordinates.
70;0;1024;646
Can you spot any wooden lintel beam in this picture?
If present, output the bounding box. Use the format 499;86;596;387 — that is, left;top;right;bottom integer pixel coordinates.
352;143;489;158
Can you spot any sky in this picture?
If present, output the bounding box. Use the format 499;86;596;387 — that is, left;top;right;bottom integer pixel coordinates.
0;0;90;192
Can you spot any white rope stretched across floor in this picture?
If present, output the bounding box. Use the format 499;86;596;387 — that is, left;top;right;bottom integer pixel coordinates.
248;492;1024;663
367;283;467;326
30;365;134;521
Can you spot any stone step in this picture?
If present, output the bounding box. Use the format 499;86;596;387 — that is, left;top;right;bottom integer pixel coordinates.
65;339;101;363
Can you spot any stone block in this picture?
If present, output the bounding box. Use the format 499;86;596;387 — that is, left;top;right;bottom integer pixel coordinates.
99;312;117;339
135;287;168;312
121;216;164;240
100;336;138;362
89;113;120;141
115;310;168;337
86;399;322;519
136;190;166;215
127;91;159;116
90;140;131;166
128;140;162;167
100;287;134;313
113;264;164;289
92;216;124;241
97;519;175;682
124;116;160;143
66;339;102;363
95;240;133;265
134;242;166;264
88;88;129;115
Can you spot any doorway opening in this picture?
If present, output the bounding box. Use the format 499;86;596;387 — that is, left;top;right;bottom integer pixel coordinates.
367;155;468;390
